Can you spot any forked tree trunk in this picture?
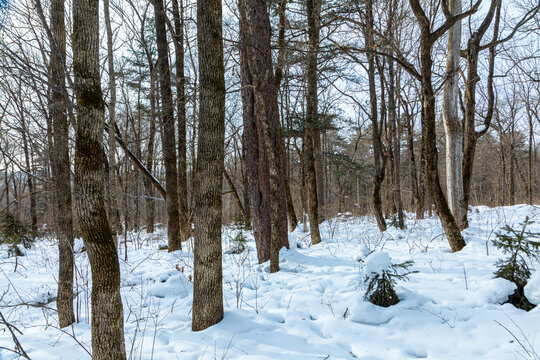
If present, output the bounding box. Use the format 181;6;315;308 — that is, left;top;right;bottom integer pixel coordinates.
305;0;322;244
72;0;126;357
239;5;271;263
192;0;225;331
409;0;468;252
242;0;290;270
50;0;75;329
152;0;181;251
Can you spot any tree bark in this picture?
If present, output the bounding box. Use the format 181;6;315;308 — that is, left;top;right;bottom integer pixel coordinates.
364;0;387;231
152;0;181;251
171;0;190;242
50;0;75;329
305;0;322;244
442;0;465;230
409;0;467;252
192;0;225;331
72;0;126;357
104;0;118;243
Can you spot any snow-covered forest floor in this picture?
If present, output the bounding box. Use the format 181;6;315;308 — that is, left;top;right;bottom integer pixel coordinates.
1;205;540;360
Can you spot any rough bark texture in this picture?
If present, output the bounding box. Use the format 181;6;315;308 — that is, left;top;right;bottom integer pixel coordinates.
239;3;272;263
171;0;190;242
104;0;118;242
242;0;290;270
305;0;322;244
153;0;181;251
442;0;464;229
50;0;75;328
72;0;126;357
192;0;225;331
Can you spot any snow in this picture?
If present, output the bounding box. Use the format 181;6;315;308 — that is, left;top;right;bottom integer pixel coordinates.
1;205;540;359
363;251;391;275
525;271;540;305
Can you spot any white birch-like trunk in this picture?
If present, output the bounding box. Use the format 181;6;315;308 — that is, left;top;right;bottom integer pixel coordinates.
443;0;464;229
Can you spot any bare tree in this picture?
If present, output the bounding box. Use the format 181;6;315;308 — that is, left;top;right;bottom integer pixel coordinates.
72;0;126;357
192;0;225;331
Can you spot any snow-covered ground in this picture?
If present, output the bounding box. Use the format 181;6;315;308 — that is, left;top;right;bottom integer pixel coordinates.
1;205;540;360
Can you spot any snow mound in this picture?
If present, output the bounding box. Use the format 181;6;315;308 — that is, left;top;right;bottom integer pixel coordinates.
469;278;516;306
364;251;392;275
354;244;370;261
149;271;192;299
525;272;540;305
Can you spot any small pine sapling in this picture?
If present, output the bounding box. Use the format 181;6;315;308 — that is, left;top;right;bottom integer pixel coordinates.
0;211;33;256
227;231;248;254
493;216;540;311
363;251;416;307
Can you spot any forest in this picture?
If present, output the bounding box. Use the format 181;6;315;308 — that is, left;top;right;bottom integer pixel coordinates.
0;0;539;359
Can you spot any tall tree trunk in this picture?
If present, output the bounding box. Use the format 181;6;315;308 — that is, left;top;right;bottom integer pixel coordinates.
274;0;298;231
192;0;225;331
239;4;271;263
242;0;290;270
152;0;181;251
461;0;500;228
72;0;126;357
145;69;157;233
104;0;118;243
305;0;322;244
50;0;75;329
364;0;387;231
442;0;465;230
171;0;190;242
409;0;467;252
387;6;404;228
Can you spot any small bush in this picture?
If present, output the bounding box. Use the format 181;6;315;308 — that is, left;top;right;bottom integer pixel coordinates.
493;217;539;311
363;251;416;307
226;231;247;254
232;214;252;231
0;211;33;256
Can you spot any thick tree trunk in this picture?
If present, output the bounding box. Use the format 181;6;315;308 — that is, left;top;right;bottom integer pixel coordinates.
72;0;126;357
239;12;271;263
153;0;181;251
104;0;118;243
305;0;322;244
50;0;75;329
242;0;290;270
171;0;190;242
442;0;464;230
192;0;225;331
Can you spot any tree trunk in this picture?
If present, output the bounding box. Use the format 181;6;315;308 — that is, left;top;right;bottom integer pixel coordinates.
152;0;181;251
442;0;465;230
192;0;225;331
50;0;75;329
145;69;157;233
104;0;118;244
364;0;387;231
305;0;322;244
239;9;271;263
171;0;190;242
72;0;126;357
